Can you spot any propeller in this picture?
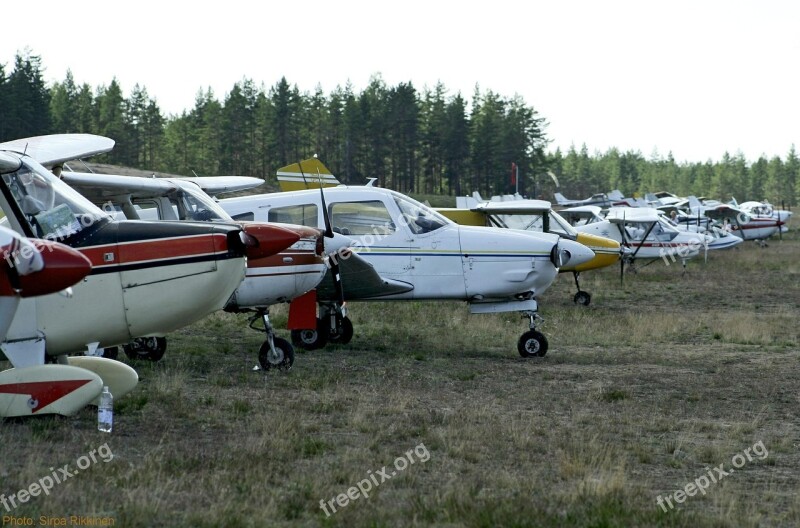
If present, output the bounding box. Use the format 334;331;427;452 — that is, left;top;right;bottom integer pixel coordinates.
298;158;346;307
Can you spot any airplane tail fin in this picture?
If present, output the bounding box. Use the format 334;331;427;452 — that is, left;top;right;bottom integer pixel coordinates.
276;158;340;191
554;192;568;205
607;190;625;200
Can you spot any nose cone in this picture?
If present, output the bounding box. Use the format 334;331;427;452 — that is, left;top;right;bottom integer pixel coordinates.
556;239;595;269
240;223;301;260
17;241;92;297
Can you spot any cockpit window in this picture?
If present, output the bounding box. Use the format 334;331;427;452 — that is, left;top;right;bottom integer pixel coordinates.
1;160;110;240
168;184;231;222
392;193;449;234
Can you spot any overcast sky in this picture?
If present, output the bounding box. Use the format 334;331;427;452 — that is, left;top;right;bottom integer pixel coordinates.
4;0;798;164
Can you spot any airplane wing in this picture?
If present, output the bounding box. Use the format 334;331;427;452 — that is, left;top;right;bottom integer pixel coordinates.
175;176;264;195
62;171;178;201
606;207;660;223
472;199;552;215
703;205;740;219
0;134;114;167
315;251;413;301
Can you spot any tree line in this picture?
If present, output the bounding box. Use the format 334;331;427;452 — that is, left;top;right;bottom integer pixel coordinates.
1;51;797;205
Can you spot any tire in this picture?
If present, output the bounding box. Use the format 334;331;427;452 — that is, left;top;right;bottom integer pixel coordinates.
573;291;591;306
290;318;330;350
328;316;354;345
259;337;294;371
517;330;548;358
123;337;167;361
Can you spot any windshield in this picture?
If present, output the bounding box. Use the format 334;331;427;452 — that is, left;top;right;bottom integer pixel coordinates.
392;192;450;234
169;182;233;222
489;210;578;237
1;159;110;240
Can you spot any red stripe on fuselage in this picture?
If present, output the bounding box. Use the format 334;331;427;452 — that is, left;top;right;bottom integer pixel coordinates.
78;234;229;268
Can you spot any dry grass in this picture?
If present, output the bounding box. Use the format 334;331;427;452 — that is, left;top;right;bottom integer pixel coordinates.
1;234;798;527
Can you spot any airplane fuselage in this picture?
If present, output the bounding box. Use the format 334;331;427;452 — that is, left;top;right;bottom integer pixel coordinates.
220;187;578;305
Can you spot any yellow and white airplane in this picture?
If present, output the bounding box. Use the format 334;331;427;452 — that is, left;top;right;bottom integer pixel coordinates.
218;159;596;358
438;193;621;306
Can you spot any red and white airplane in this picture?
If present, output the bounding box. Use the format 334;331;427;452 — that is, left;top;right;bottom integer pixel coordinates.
0;135;299;415
62;170;327;369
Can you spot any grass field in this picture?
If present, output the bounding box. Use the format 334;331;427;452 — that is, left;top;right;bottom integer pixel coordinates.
1;234;798;527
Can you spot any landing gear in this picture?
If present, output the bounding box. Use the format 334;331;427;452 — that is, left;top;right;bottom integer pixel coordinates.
249;309;294;370
123;337;167;361
328;315;354;345
518;310;548;358
518;330;548;358
290;318;329;350
258;337;294;371
572;272;591;306
291;303;352;349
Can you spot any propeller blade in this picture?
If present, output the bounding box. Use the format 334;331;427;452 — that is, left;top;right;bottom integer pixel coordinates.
305;157;346;305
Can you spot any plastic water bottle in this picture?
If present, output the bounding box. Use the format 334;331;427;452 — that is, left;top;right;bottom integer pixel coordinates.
98;386;113;433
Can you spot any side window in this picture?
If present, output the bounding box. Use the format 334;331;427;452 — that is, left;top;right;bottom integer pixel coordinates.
329;201;395;236
268;204;318;227
133;200;161;220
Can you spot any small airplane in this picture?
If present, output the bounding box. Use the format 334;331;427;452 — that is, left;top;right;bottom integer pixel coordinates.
737;200;792;237
219;159;596;358
0;135;298;408
62;170;328;369
700;202;784;244
584;207;713;278
553;189;627;208
437;192;622;306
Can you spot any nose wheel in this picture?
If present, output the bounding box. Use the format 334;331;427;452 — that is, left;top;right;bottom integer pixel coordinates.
249;309;294;370
518;310;548;358
572;272;591;306
518;330;548;357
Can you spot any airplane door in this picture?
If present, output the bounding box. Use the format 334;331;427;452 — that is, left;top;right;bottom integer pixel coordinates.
389;194;466;300
328;199;412;282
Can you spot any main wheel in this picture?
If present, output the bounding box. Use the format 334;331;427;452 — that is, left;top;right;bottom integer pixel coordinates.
517;330;548;358
123;337;167;361
573;291;591;306
259;337;294;371
290;318;330;350
328;316;354;345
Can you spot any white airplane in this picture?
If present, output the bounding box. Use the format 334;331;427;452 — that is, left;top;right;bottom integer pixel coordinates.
701;203;784;243
554;189;627;208
585;207;714;278
219;159;596;358
738;200;792;237
62;170;328;369
438;193;622;306
0;135;299;394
